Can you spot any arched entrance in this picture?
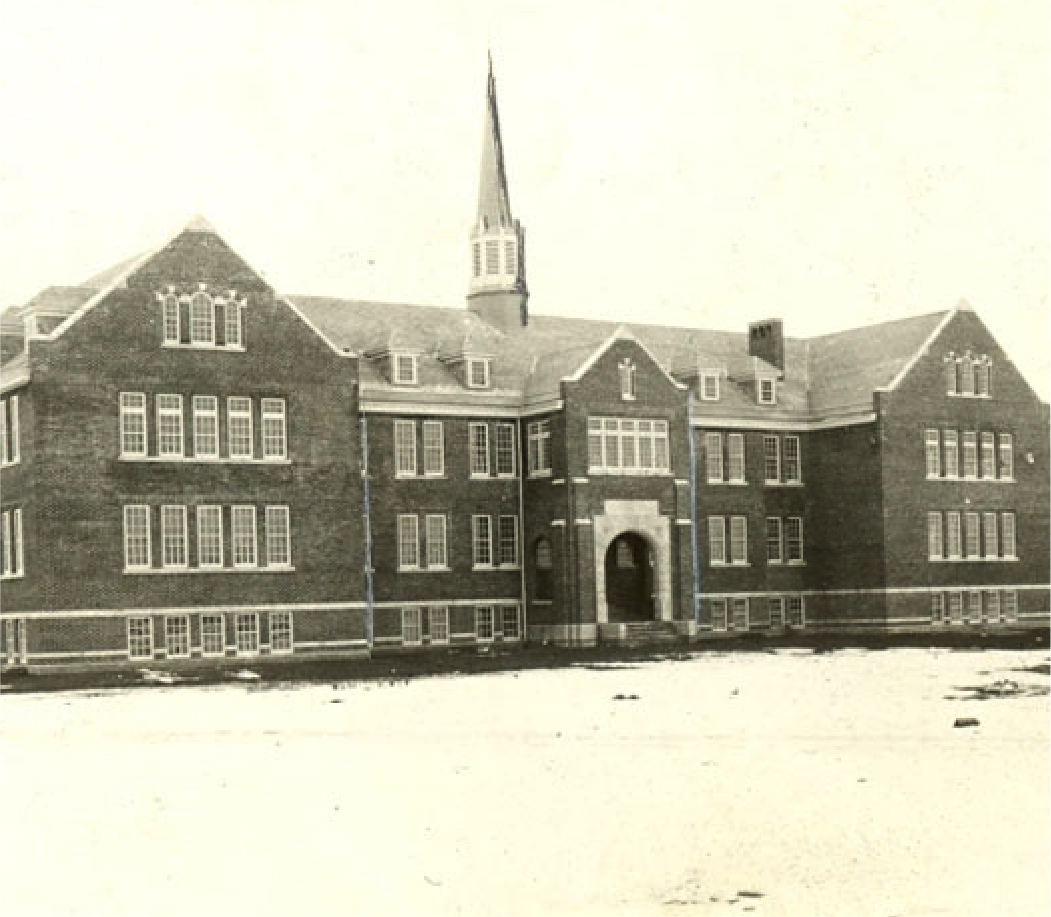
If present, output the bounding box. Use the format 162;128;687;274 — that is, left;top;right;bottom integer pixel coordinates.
603;532;655;622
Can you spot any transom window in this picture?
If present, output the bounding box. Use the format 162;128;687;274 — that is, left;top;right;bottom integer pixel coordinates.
157;394;184;457
193;396;219;458
119;392;147;456
261;399;287;460
265;506;291;567
587;417;669;474
228;398;253;459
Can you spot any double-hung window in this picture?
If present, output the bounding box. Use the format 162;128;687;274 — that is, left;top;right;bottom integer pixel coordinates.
502;606;521;640
925;430;941;478
982;512;998;559
974;361;990;396
128;617;153;659
946;511;962;559
1001;512;1016;559
758;378;776;404
527;420;552;475
787;596;805;627
766;517;783;564
235;613;259;654
962;432;977;478
393;353;417;385
231;506;257;567
1003;590;1018;622
784;435;801;483
425;515;447;568
265;506;291;567
397;514;419;570
495;423;516;476
731;597;749;631
931;593;945;624
469;423;490;476
700;372;720;401
467;358;490;389
786;517;803;562
498;515;519;567
402;607;422;645
189;292;214;345
429;607;449;643
193;396;219;458
197;505;223;568
710;599;727;631
705;433;723;483
422;421;444;475
269;612;292;653
472;515;493;567
727;434;745;483
224;300;242;348
927;512;943;560
124;505;151;569
964;512;981;559
394;420;417;476
119;393;147;457
763;435;780;483
943;431;959;478
162;294;180;344
729;516;748;564
201;614;225;656
165;616;190;658
998;434;1013;479
708;517;726;565
985;590;1000;623
261;399;287;460
156;395;184;457
476;606;494;641
2;509;23;577
161;505;188;568
980;433;995;478
228;398;253;459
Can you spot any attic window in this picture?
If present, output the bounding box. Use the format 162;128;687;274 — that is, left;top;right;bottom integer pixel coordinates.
700;372;720;401
393;353;418;386
619;359;636;400
190;293;215;345
758;378;776;405
467;358;491;389
162;294;180;344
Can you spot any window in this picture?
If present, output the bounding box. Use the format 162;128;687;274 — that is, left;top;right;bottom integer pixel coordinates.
1001;512;1016;559
1003;590;1018;622
766;517;783;564
502;606;521;640
156;395;184;457
587;417;669;474
535;538;553;601
943;431;959;478
429;607;449;644
231;506;257;567
3;396;14;463
763;435;780;483
981;433;995;478
730;597;749;631
190;292;214;345
758;378;776;404
224;300;242;348
201;614;225;655
9;508;23;577
423;421;444;475
700;372;720;401
948;591;963;624
728;434;745;483
269;612;292;653
485;239;500;274
261;399;287;460
467;358;490;389
123;505;151;569
472;515;493;567
476;606;494;641
119;393;147;457
619;359;636;400
265;506;291;567
710;598;727;632
964;512;980;559
999;434;1013;479
504;239;517;276
425;515;447;568
962;432;977;478
927;512;943;560
192;396;219;458
128;617;153;659
162;294;180;344
228;398;253;459
0;400;6;465
983;512;998;559
394;420;417;476
498;515;519;567
931;593;945;624
705;433;723;483
161;505;188;568
769;597;785;627
729;516;748;564
925;430;941;478
402;607;422;645
787;596;805;627
985;591;1001;624
974;360;990;396
165;616;189;658
966;591;982;624
235;613;259;654
786;517;803;563
1;511;11;576
393;353;417;385
959;358;974;396
469;423;490;476
527;420;552;475
945;512;962;559
708;517;726;565
196;505;223;567
495;423;516;476
398;514;419;569
472;242;482;277
784;436;801;483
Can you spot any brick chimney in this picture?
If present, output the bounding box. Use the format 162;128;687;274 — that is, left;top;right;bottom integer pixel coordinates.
748;318;784;372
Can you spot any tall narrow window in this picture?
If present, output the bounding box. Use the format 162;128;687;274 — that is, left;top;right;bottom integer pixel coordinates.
945;358;958;395
190;292;215;345
502;605;521;640
402;607;422;645
261;399;287;460
397;514;419;570
5;395;16;463
231;506;257;567
931;593;945;624
1;511;11;576
469;423;490;476
786;517;803;562
943;430;959;478
11;508;22;576
269;612;293;653
728;434;745;483
763;435;780;483
0;400;6;465
128;617;153;659
927;512;943;560
422;421;444;476
394;420;416;476
472;515;493;567
157;395;184;457
228;398;253;459
959;358;974;396
708;517;726;565
426;515;447;568
504;239;517;276
235;613;259;653
201;614;225;656
619;420;637;470
769;597;785;628
966;591;982;624
123;505;151;569
964;512;980;559
710;599;727;632
705;433;723;483
165;616;190;658
619;360;636;400
1001;512;1016;559
495;423;516;476
587;418;603;469
1003;590;1018;622
163;294;180;344
980;433;995;478
985;590;1001;623
498;515;519;567
119;392;147;457
998;434;1013;479
224;300;242;348
962;432;977;478
731;598;749;631
197;505;223;568
528;420;552;475
787;596;805;627
265;506;291;567
429;607;449;643
948;591;963;624
535;538;553;601
729;516;748;564
161;505;188;568
766;517;782;564
485;239;500;275
193;396;218;458
982;512;998;559
946;511;962;559
925;430;941;478
783;436;801;483
472;242;482;277
974;360;989;396
603;419;620;468
476;606;494;641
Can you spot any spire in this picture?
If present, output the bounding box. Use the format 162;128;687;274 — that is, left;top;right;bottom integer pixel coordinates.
477;52;513;230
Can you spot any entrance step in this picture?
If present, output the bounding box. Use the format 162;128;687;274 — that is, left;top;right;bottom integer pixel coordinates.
599;621;683;648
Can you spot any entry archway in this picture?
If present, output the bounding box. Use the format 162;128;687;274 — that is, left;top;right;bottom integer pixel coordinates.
604;532;655;622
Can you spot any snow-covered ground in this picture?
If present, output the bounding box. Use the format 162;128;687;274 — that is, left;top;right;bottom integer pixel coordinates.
1;648;1048;917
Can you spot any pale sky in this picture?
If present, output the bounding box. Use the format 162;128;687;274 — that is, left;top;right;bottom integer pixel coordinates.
1;0;1048;396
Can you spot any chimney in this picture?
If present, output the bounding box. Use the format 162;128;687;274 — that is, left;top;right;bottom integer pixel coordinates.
748;318;784;372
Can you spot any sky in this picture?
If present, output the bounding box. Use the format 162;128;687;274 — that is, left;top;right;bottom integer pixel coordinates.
1;0;1047;395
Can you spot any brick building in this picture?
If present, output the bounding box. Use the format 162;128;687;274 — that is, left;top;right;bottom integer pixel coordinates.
1;63;1048;667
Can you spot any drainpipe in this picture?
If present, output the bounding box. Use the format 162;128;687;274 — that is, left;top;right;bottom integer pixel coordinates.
686;392;701;627
517;416;527;644
360;416;375;650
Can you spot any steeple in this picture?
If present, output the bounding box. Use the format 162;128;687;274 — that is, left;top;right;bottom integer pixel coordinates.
467;53;528;331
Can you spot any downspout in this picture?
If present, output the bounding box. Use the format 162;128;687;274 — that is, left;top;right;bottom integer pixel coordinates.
686;391;701;627
517;416;527;643
360;416;375;651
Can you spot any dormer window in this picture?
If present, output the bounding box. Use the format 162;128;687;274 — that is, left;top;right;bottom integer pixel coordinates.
467;358;491;389
393;353;418;386
619;359;636;400
160;288;245;350
758;378;776;405
700;372;720;401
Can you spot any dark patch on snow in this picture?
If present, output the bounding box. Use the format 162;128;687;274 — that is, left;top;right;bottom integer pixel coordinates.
613;693;640;701
954;717;981;728
947;679;1048;701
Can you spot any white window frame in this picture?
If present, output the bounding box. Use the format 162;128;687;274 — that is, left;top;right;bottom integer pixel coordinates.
128;616;153;659
472;515;493;568
495;423;516;477
0;399;6;465
729;516;748;565
196;504;223;568
161;505;188;569
710;598;727;632
162;293;181;344
700;372;720;401
261;398;287;460
1001;512;1016;559
1;511;11;577
708;517;726;566
980;432;995;479
925;430;941;478
123;505;151;570
975;360;990;397
224;300;243;348
959;358;974;396
201;614;226;656
931;592;945;625
943;430;959;478
394;420;417;477
786;517;803;563
189;292;215;346
269;611;293;654
467;358;491;389
948;591;963;624
156;394;184;458
730;597;749;631
231;505;257;568
727;434;745;483
234;612;259;655
758;378;776;405
769;596;785;628
397;514;420;570
927;512;943;560
962;432;977;478
945;357;958;395
501;605;521;640
119;392;147;458
998;434;1013;480
165;615;190;658
787;596;805;627
7;395;19;464
265;505;291;568
982;511;998;559
402;607;422;645
393;353;418;386
527;420;552;476
619;359;637;400
783;435;801;483
498;515;519;568
966;590;982;624
763;435;780;484
469;423;490;477
11;508;23;577
1003;590;1018;622
946;511;962;560
422;421;444;476
227;397;254;460
192;396;219;458
429;606;449;644
425;514;448;569
476;605;494;642
964;512;981;559
705;433;723;483
588;417;669;475
985;590;1001;624
766;517;783;564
